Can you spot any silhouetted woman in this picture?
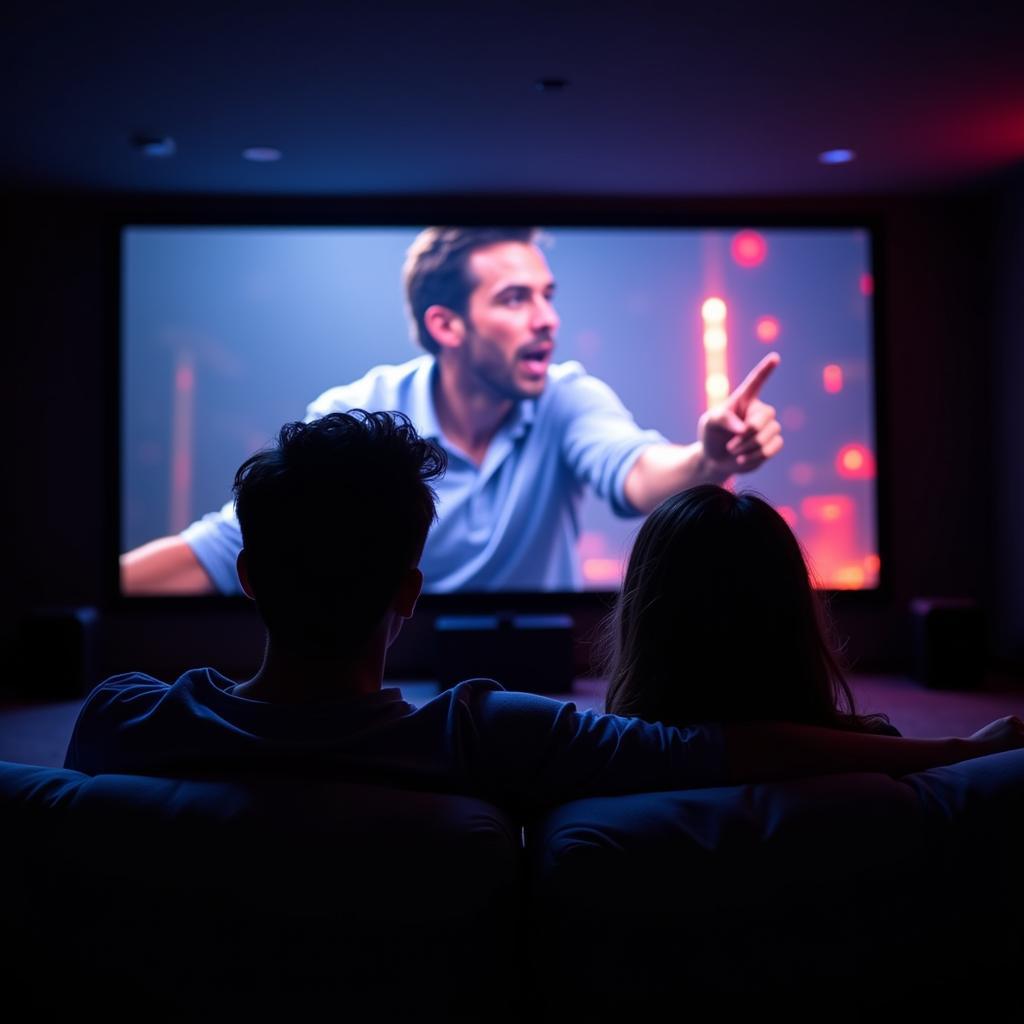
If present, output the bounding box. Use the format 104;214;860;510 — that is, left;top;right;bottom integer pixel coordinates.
605;484;897;735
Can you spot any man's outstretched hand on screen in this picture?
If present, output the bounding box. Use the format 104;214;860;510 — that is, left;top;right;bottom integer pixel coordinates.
698;352;784;475
623;352;785;514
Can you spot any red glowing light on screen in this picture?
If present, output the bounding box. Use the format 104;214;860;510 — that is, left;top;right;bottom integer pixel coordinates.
755;316;780;342
701;296;730;408
823;364;843;393
798;493;859;588
582;558;624;585
801;494;852;523
169;351;195;534
860;272;874;296
731;231;767;268
172;452;190;491
864;554;881;575
836;443;876;480
776;505;798;529
834;565;866;589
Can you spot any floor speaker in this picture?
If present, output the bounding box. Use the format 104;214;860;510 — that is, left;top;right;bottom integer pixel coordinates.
910;598;984;690
18;606;99;699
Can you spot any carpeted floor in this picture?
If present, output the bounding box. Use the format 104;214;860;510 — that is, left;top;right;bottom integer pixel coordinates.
1;675;1021;769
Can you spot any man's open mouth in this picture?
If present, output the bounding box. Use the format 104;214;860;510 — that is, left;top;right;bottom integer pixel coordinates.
519;343;553;375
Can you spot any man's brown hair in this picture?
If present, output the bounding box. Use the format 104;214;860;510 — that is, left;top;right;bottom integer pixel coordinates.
402;227;539;354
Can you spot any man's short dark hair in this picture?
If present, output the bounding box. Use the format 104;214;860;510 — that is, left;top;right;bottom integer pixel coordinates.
233;411;447;657
403;226;539;355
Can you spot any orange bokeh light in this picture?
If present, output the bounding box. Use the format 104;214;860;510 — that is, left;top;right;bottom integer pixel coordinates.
701;296;727;322
823;364;843;394
801;494;852;522
582;558;624;585
702;296;730;411
755;316;780;342
706;372;729;403
703;326;726;352
798;494;859;589
833;565;866;589
836;443;876;480
731;230;767;268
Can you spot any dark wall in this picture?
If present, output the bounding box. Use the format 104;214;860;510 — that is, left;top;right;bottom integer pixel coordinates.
6;189;1011;686
992;168;1024;669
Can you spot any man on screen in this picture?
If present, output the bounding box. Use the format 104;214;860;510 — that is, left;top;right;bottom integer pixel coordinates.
121;226;784;594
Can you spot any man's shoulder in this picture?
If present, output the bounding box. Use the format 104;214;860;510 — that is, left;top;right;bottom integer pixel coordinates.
86;670;169;699
65;668;226;774
542;360;627;416
306;355;432;418
546;359;589;387
78;668;216;715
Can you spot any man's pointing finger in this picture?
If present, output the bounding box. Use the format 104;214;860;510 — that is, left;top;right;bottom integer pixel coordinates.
729;352;780;418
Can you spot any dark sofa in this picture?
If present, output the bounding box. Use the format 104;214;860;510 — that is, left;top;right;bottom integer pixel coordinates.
3;751;1023;1019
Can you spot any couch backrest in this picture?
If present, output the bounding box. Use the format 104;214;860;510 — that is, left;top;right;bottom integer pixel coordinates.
526;749;1024;1007
6;750;1024;1014
0;762;522;1020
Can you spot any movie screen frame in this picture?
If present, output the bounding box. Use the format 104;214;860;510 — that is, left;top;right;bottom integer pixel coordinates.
107;202;889;613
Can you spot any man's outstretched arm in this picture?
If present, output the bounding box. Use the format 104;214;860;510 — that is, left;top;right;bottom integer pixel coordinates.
120;537;215;595
624;352;784;514
723;716;1024;785
467;687;1024;809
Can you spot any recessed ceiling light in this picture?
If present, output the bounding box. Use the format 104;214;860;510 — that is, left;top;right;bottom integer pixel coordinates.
133;136;176;158
818;148;856;165
242;146;282;162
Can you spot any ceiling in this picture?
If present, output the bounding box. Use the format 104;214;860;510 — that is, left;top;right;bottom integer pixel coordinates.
5;1;1024;196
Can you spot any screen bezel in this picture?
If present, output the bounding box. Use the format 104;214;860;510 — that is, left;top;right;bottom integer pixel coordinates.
105;196;890;615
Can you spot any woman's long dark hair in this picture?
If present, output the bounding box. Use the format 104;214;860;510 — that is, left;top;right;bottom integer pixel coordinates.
604;485;889;733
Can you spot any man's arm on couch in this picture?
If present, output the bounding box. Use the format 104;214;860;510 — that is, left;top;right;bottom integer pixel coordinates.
723;716;1024;784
